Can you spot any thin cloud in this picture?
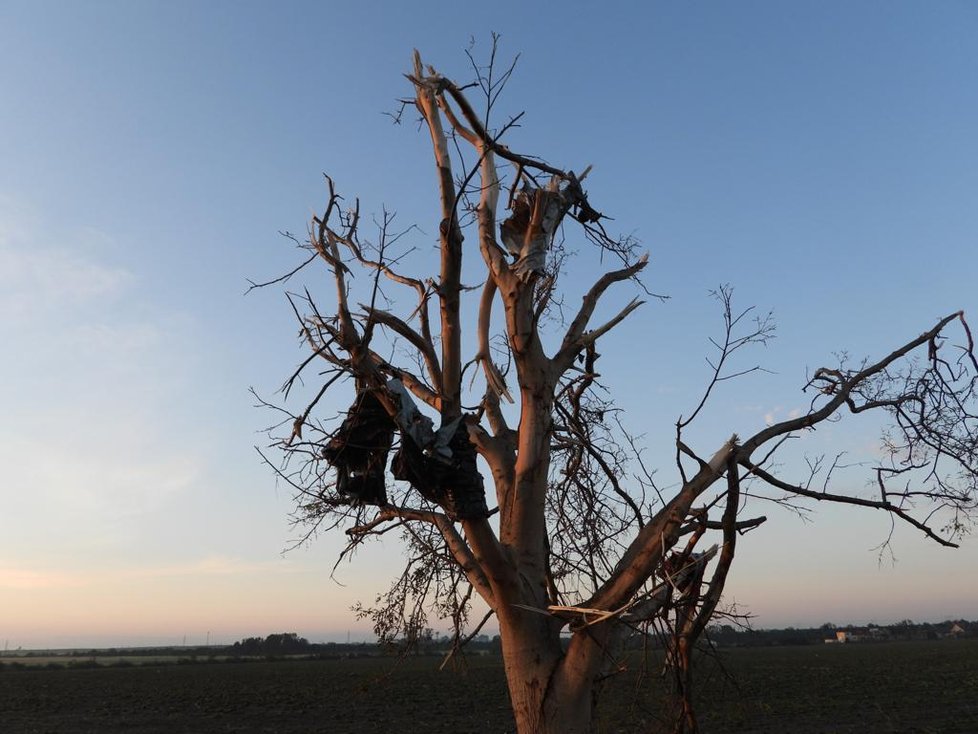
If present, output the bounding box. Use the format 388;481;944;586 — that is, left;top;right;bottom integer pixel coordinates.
0;557;297;590
0;194;207;559
140;555;300;578
0;567;87;590
763;405;803;426
0;202;132;318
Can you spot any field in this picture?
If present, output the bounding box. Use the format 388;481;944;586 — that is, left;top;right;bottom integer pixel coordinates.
2;639;977;733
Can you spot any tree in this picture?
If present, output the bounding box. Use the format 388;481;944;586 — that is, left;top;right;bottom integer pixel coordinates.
256;45;978;734
230;632;310;656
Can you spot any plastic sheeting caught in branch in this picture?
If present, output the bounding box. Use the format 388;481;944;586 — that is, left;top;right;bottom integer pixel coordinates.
387;378;436;449
387;378;488;520
321;390;394;506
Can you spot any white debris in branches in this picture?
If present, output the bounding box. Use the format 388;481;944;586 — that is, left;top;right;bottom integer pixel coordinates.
387;378;435;449
500;176;572;282
386;377;459;461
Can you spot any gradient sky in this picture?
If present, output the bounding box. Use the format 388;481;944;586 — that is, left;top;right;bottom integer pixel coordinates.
2;1;977;649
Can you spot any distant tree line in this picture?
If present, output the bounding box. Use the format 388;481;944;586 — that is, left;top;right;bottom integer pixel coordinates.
5;622;968;669
706;619;974;647
230;633;313;656
228;631;502;658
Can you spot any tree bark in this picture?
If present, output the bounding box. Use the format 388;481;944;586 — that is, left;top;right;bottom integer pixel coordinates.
500;624;597;734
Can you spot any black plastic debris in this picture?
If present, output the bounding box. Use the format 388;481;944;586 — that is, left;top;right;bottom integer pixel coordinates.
321;380;488;519
321;390;394;505
391;416;488;521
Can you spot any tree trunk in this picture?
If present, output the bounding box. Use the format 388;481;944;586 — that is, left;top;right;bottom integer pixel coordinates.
495;604;605;734
668;636;698;734
501;637;596;734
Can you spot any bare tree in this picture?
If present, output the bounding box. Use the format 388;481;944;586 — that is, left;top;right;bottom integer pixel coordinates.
255;45;978;734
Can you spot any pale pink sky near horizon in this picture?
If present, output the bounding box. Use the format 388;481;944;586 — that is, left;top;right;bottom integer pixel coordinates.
2;1;977;650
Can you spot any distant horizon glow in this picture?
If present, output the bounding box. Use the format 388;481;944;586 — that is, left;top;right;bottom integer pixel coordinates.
7;609;977;653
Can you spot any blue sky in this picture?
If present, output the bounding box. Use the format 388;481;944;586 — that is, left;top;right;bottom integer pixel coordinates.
1;1;976;648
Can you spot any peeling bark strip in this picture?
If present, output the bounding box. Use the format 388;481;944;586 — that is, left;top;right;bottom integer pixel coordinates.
500;182;561;280
498;174;609;283
259;42;978;734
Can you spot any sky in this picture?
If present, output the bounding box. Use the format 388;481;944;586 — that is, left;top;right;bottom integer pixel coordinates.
1;1;977;649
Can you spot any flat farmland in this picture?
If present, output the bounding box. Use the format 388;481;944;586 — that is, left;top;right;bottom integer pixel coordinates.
2;639;976;733
686;639;978;734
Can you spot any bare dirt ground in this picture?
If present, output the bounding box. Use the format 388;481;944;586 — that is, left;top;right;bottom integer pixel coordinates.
2;639;976;733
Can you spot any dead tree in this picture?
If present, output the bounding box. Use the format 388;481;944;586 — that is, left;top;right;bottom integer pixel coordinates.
256;45;978;734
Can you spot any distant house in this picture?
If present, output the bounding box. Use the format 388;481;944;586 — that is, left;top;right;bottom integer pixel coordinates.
948;622;967;638
827;629;868;644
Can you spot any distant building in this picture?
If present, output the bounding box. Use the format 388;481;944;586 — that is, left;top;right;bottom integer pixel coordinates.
825;629;868;644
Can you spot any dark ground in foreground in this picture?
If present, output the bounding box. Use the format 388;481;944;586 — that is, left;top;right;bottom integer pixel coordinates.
2;639;976;733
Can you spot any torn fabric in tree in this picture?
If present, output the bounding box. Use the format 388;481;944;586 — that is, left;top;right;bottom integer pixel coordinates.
321;390;394;505
388;380;488;521
320;380;489;520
